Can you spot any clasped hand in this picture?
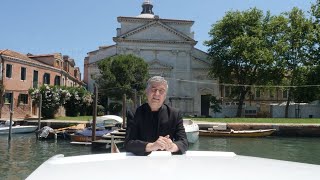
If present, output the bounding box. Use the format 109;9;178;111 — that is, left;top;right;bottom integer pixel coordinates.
146;135;178;152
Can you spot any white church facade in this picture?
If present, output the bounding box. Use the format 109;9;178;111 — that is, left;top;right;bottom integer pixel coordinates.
84;1;219;116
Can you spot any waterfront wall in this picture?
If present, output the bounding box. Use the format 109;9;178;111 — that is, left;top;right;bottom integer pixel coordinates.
271;104;320;118
197;122;320;137
22;119;320;137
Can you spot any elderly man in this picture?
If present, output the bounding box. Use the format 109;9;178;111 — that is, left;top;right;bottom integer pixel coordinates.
125;76;188;155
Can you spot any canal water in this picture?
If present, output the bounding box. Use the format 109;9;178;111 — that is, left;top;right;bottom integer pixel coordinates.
1;134;320;180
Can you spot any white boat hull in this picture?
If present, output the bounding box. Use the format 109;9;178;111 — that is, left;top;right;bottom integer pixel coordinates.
186;131;199;143
0;125;38;135
183;119;199;143
27;151;320;180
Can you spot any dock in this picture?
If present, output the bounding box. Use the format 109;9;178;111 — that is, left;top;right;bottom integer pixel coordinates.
92;128;126;151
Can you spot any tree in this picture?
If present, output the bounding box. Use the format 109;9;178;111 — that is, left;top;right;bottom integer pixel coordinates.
277;8;314;117
95;54;149;101
29;85;70;118
293;66;320;102
209;95;222;114
63;86;93;116
205;8;280;117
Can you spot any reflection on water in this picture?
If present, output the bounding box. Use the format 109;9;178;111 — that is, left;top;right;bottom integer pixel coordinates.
1;134;320;180
0;134;93;180
189;136;320;165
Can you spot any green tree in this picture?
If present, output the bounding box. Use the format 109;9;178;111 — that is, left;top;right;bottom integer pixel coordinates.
277;8;314;117
209;95;222;114
307;0;320;101
29;85;69;118
95;54;149;101
293;66;320;102
205;8;280;117
63;86;93;116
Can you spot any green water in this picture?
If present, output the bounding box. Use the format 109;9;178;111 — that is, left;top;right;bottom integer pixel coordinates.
0;134;320;180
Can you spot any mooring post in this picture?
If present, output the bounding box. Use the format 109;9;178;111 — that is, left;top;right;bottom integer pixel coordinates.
92;84;98;141
122;94;126;129
8;92;14;141
38;93;42;131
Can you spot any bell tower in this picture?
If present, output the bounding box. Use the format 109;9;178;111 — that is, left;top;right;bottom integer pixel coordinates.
141;0;154;15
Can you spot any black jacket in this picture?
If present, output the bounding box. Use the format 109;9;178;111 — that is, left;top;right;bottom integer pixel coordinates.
125;103;188;155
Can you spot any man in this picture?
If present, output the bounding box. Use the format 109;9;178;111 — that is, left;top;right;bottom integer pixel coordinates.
125;76;188;155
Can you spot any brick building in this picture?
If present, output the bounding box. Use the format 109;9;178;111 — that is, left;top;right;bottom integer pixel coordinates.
0;49;84;119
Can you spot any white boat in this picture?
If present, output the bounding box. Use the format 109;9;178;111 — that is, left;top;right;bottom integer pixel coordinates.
26;151;320;180
90;115;123;128
0;125;38;135
183;119;199;143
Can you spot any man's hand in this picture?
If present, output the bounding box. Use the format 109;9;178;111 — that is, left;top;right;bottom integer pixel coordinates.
163;135;179;152
145;135;179;152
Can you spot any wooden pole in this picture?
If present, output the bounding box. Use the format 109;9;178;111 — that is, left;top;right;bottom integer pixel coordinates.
133;89;137;111
8;92;14;141
122;94;126;129
92;84;98;141
38;93;42;130
138;95;141;107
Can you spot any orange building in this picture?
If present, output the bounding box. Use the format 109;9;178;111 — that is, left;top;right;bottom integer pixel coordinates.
0;49;84;119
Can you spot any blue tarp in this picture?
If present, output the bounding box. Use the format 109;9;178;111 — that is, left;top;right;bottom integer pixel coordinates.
75;128;112;136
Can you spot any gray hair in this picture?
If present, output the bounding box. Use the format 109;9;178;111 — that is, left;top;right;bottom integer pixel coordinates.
147;76;168;90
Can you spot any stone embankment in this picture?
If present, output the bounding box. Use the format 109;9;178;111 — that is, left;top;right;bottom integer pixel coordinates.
196;121;320;137
16;119;320;137
25;120;90;129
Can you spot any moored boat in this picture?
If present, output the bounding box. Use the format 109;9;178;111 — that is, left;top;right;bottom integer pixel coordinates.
90;115;123;129
70;128;113;142
0;120;37;135
0;125;38;134
199;128;276;137
36;124;86;140
183;119;199;143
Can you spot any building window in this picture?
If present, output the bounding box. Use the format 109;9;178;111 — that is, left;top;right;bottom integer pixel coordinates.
33;70;38;88
55;60;60;67
6;64;12;78
283;90;288;99
255;89;260;98
269;90;274;98
18;94;28;104
54;76;61;86
43;73;50;84
4;93;12;104
245;109;257;115
21;67;27;80
225;86;231;97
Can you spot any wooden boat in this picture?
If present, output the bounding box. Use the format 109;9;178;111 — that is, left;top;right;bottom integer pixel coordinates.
199;129;276;137
70;134;103;142
70;128;113;142
37;124;86;140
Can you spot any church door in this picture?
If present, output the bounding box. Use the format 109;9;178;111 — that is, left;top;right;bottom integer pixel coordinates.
201;95;210;117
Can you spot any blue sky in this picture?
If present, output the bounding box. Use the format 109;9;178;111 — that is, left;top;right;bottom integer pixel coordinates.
0;0;315;78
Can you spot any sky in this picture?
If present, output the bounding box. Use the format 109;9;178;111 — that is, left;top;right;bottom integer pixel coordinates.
0;0;316;79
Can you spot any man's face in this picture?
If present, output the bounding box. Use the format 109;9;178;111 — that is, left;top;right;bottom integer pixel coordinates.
146;82;167;111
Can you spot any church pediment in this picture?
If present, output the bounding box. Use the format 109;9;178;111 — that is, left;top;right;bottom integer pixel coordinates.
191;57;210;69
199;87;214;95
115;21;195;43
148;59;173;70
